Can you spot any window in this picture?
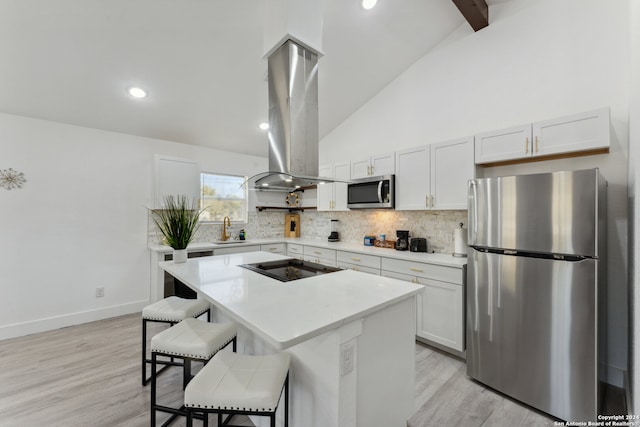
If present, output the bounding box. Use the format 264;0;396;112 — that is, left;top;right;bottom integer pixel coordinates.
200;172;248;222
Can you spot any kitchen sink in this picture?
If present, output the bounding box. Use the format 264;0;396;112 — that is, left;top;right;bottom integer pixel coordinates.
211;240;248;245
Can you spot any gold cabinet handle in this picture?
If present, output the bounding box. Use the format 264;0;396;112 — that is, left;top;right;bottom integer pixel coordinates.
426;195;429;208
431;195;435;208
409;267;424;272
351;257;361;262
525;137;529;154
535;136;539;153
268;247;278;251
314;251;322;255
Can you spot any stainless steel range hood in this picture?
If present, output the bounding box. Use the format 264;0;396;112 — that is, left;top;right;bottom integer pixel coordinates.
248;39;342;191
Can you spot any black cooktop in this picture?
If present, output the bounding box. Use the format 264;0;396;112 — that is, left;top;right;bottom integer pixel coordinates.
239;259;341;282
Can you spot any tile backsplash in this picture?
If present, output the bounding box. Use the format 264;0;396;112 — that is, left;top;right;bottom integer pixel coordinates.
150;210;468;254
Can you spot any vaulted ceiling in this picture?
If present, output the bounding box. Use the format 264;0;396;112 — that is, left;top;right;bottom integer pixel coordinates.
0;0;510;157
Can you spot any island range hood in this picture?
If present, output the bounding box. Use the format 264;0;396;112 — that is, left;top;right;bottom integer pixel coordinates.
248;39;343;191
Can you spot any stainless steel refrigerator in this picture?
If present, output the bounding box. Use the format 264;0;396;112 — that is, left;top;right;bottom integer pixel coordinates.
467;168;606;422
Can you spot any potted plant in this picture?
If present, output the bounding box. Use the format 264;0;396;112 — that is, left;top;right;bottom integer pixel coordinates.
150;195;202;263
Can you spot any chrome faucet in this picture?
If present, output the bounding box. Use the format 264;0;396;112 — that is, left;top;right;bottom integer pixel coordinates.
222;216;231;241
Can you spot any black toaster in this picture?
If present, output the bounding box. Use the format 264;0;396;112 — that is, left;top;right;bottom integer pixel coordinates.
409;238;427;252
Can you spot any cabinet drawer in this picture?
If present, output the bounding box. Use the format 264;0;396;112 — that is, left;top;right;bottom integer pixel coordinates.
303;246;336;261
287;243;304;256
261;243;285;254
303;255;337;267
214;245;260;255
381;258;461;284
337;251;381;269
337;261;380;276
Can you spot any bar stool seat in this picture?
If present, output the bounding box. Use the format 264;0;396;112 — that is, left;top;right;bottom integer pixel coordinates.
142;297;211;386
185;351;290;427
151;318;237;427
143;296;211;322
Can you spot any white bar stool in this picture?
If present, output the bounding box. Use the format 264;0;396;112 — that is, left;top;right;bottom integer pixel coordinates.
151;318;237;426
184;351;290;427
142;296;211;386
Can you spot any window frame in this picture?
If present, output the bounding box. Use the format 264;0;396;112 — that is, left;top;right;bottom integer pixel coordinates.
199;171;249;224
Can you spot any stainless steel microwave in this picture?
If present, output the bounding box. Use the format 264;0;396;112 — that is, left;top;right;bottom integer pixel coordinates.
347;175;395;209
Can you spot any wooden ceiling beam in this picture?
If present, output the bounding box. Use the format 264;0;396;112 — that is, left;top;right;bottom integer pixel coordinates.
451;0;489;32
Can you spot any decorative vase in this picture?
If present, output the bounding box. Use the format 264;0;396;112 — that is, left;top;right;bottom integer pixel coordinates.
173;249;188;263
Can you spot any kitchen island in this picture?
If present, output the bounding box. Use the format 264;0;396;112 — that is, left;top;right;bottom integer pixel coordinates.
159;251;424;427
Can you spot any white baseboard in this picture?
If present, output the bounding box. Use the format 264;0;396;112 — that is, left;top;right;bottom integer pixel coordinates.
0;300;149;341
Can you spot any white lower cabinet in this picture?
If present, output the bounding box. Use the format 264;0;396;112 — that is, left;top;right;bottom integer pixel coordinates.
303;246;337;267
286;243;304;259
336;250;381;275
381;258;464;353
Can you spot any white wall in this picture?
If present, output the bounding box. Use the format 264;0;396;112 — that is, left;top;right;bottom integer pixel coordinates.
629;0;640;413
0;112;266;340
320;0;630;386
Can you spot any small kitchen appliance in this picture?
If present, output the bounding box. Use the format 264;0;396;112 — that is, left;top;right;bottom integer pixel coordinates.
409;237;427;252
395;230;410;251
347;175;395;209
328;219;340;242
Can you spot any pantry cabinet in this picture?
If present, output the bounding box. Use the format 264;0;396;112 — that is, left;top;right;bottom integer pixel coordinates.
475;107;610;164
317;162;350;211
350;152;395;179
395;138;474;210
381;258;465;354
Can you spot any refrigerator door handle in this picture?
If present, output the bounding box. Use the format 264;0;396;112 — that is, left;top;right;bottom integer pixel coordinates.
469;180;478;242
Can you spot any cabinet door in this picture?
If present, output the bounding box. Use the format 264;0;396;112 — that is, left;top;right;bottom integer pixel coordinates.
287;243;304;259
333;162;350;211
371;152;395;176
475;124;532;164
430;138;475;210
350;158;371;179
395;146;430;210
532;107;610;157
155;155;200;208
317;164;333;211
415;277;464;352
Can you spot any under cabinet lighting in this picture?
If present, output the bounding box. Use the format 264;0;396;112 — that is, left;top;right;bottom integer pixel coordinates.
128;87;147;98
362;0;377;10
259;122;269;130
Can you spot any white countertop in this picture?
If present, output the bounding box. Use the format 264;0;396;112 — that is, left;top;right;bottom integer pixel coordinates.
159;251;424;350
150;237;467;269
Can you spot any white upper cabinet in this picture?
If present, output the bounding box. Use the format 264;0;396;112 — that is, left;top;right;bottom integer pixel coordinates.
475;107;610;165
350;152;395;179
532;107;610;157
474;124;532;164
395;146;430;210
395;138;474;211
430;138;475;210
317;162;350;211
154;155;200;208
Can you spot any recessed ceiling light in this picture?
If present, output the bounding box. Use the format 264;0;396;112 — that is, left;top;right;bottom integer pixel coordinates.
262;183;269;187
128;87;147;98
362;0;377;10
259;122;269;130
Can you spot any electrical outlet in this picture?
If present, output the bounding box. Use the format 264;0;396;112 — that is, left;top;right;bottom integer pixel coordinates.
340;343;355;376
95;287;105;298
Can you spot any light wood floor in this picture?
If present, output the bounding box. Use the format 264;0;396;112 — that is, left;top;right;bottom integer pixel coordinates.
0;314;623;426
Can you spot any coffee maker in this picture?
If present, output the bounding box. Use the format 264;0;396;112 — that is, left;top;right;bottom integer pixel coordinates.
396;230;410;251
